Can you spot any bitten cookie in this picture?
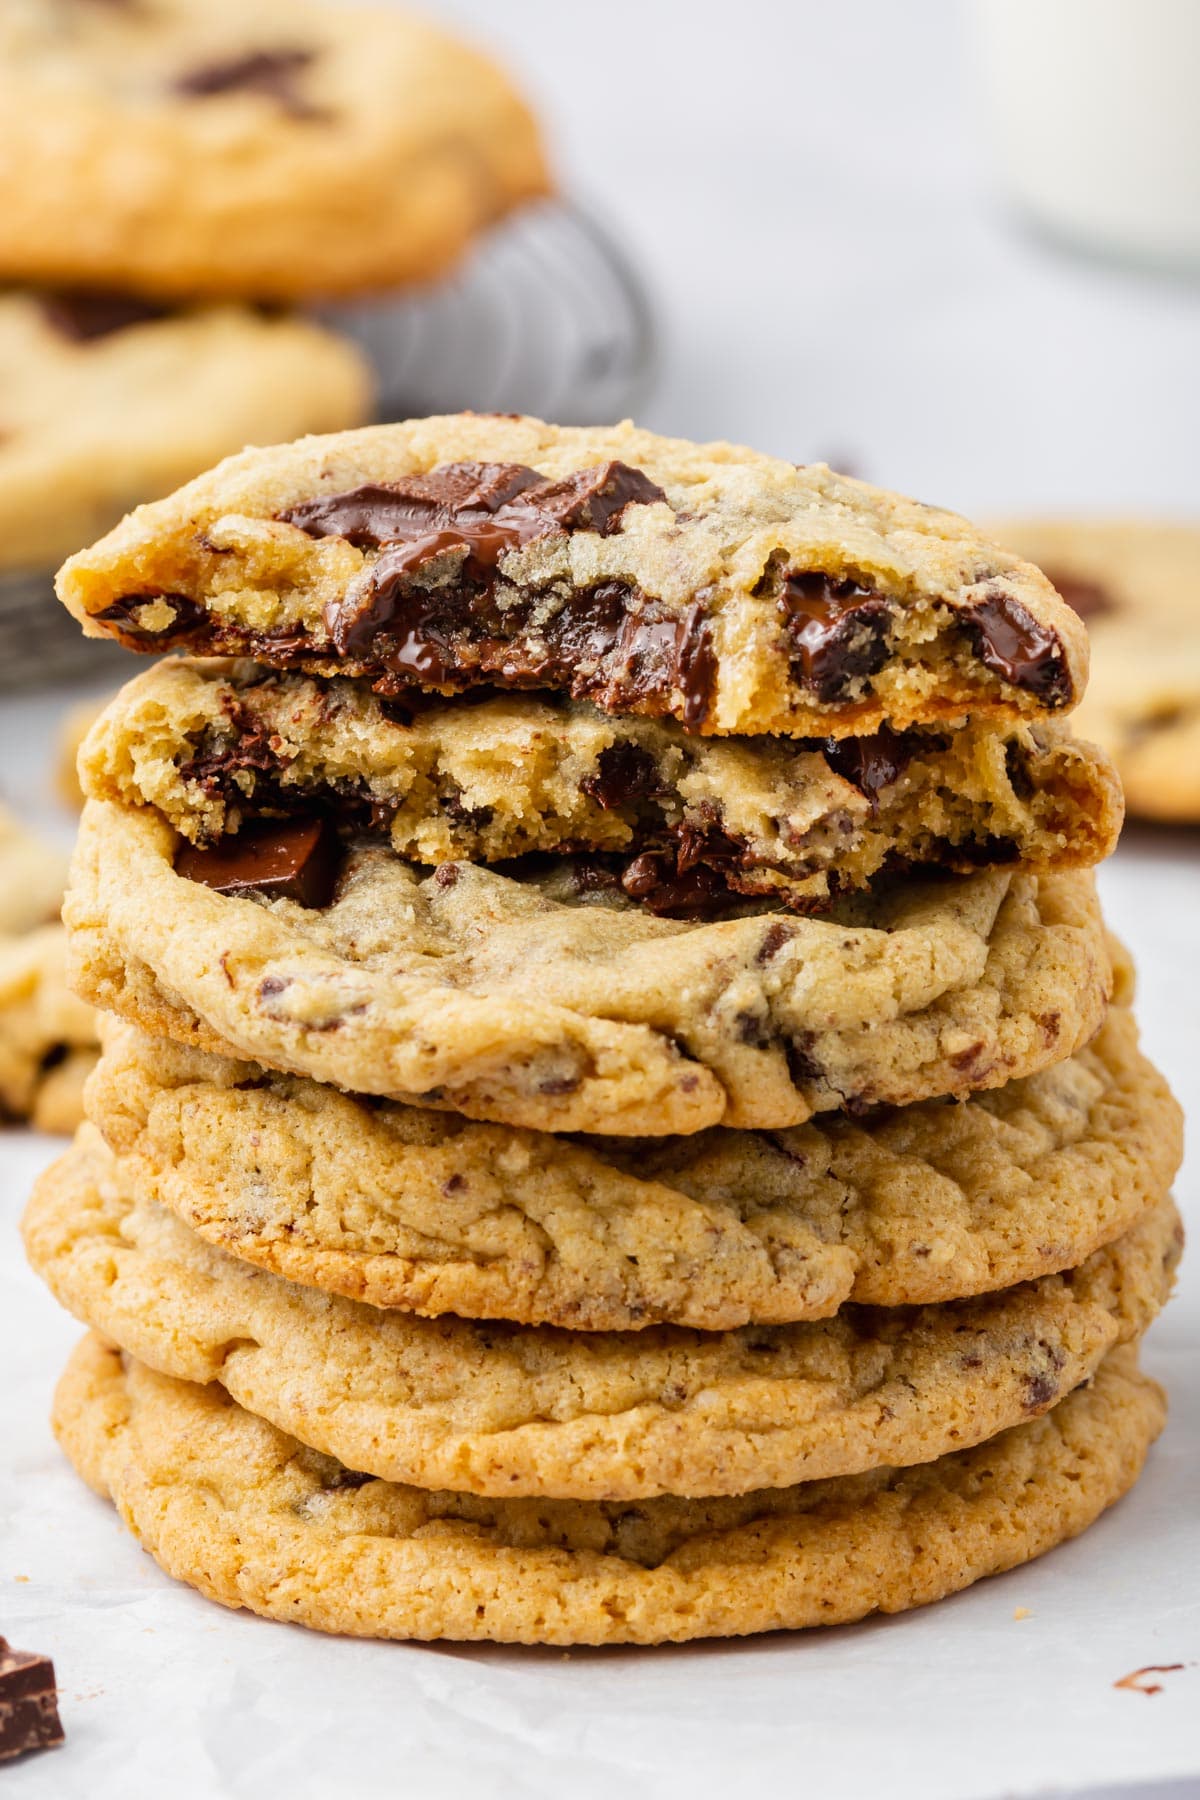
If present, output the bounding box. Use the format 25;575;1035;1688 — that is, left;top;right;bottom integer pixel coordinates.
85;1003;1182;1331
24;1127;1180;1500
65;799;1114;1135
0;291;372;573
989;518;1200;824
56;416;1089;739
53;1334;1166;1644
0;0;549;301
79;658;1123;915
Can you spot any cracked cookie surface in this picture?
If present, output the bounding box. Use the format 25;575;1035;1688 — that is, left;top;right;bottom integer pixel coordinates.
0;0;548;301
25;1127;1180;1499
990;518;1200;824
57;415;1089;739
66;798;1114;1134
52;1334;1166;1644
85;1002;1181;1330
80;658;1123;915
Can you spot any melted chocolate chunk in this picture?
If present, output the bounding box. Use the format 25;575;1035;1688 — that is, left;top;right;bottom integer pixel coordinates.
619;849;736;919
38;289;169;342
1041;567;1117;623
275;460;701;713
175;47;321;117
964;594;1071;704
580;742;665;810
0;1640;64;1764
94;592;206;647
175;817;340;907
822;726;917;804
778;572;894;702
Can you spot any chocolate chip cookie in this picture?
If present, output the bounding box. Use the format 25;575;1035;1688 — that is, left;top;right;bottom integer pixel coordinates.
0;290;371;573
85;1002;1181;1331
66;798;1114;1134
52;1334;1167;1643
989;519;1200;824
0;808;97;1129
56;416;1089;738
80;658;1122;916
0;0;549;301
25;1127;1179;1498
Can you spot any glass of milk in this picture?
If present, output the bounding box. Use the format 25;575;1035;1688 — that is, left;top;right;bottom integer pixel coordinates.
975;0;1200;272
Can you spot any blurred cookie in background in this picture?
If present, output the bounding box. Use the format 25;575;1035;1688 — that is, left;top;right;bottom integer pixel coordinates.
988;520;1200;825
0;807;97;1132
0;0;550;302
0;291;373;576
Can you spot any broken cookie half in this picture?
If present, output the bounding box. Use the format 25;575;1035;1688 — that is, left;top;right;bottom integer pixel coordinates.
81;657;1122;918
56;414;1089;739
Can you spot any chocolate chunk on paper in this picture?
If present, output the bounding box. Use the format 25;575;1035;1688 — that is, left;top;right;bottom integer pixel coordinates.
0;1639;64;1763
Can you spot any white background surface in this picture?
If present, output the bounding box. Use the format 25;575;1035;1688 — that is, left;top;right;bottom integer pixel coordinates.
2;3;1199;1795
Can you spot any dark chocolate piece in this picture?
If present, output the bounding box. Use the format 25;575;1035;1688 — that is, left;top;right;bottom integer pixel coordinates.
174;47;320;117
619;849;736;919
0;1640;64;1763
175;817;340;908
822;726;917;804
1041;567;1117;623
580;742;665;810
777;572;894;702
94;592;207;648
964;594;1071;704
38;289;169;342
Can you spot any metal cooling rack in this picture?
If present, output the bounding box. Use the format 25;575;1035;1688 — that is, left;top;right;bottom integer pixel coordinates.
321;198;658;426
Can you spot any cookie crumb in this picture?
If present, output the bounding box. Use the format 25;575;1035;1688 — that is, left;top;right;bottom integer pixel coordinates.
1114;1664;1185;1696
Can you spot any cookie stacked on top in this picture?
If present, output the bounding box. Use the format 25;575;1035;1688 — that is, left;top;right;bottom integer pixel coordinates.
24;416;1183;1646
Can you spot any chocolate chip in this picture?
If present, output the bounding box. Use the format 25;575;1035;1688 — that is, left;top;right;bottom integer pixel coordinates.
734;1009;771;1047
433;863;460;888
319;1466;374;1492
963;594;1071;704
581;742;665;810
1005;739;1035;801
778;571;894;702
175;818;340;908
619;849;735;918
785;1035;822;1086
0;1640;64;1764
1023;1369;1060;1411
174;47;322;118
756;921;794;963
822;726;917;805
1042;568;1117;623
38;289;170;342
94;592;206;647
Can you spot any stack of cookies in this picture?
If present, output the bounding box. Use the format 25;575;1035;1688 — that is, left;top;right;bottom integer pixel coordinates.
25;416;1183;1646
0;0;547;668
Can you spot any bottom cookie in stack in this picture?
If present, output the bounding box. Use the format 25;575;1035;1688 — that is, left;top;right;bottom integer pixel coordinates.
52;1334;1167;1647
